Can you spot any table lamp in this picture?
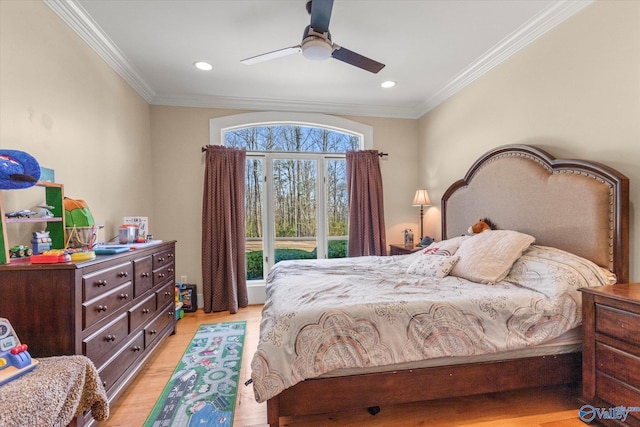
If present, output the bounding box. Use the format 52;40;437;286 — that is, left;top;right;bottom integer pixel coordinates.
412;189;431;241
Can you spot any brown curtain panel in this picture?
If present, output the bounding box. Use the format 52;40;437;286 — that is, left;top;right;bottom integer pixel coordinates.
202;145;248;313
346;150;387;256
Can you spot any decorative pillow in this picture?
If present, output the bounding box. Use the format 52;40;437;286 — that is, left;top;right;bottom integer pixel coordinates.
419;235;470;256
450;230;535;284
505;245;617;297
406;254;460;278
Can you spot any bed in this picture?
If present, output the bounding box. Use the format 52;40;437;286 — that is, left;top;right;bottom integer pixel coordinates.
251;144;629;427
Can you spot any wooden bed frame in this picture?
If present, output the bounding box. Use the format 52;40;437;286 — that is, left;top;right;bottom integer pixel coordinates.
265;144;629;427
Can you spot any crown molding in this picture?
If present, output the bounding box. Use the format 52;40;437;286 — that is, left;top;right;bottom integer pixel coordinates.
414;0;593;117
152;93;418;119
44;0;156;102
45;0;591;120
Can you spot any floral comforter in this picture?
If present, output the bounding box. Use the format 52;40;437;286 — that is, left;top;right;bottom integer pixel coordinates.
250;246;614;403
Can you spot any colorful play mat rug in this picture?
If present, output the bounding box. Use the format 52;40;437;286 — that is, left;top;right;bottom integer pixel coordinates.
143;321;246;427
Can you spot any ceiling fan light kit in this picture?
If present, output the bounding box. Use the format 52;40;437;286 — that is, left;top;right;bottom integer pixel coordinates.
240;0;385;74
301;37;333;61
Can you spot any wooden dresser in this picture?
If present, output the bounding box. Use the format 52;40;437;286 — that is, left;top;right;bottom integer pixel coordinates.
0;241;177;426
580;283;640;426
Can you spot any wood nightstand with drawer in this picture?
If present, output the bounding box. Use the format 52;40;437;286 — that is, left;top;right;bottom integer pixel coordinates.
580;283;640;426
389;243;423;255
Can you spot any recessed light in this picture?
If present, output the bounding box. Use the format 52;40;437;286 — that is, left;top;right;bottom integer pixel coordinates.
381;80;396;88
194;61;213;71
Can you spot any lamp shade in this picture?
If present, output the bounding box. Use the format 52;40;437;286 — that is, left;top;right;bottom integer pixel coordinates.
412;189;431;206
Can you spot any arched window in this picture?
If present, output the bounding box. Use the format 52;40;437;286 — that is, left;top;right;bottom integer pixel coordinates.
209;112;372;283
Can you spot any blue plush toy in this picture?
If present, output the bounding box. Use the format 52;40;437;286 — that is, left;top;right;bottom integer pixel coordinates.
0;149;41;190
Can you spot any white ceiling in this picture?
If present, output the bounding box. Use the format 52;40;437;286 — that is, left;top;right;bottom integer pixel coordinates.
46;0;591;119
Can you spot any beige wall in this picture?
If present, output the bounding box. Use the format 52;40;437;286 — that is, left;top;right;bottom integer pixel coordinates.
418;0;640;279
0;0;153;244
150;106;419;290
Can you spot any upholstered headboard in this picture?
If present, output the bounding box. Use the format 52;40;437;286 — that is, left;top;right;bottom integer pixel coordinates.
442;145;629;282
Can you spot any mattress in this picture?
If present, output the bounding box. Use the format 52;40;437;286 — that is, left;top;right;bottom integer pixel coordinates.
318;326;581;378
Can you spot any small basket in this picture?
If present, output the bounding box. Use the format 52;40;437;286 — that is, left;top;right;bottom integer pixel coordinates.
65;225;103;249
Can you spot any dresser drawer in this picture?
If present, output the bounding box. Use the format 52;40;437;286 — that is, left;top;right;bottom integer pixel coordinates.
597;342;640;388
152;248;175;270
596;303;640;346
133;255;153;297
597;372;640;424
83;261;133;301
153;263;174;286
83;312;129;365
97;331;144;392
83;282;134;329
156;281;175;309
129;293;157;333
145;302;174;348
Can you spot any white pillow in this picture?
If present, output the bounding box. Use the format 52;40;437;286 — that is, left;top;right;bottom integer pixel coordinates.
420;235;470;256
505;245;617;297
406;254;460;278
450;230;535;284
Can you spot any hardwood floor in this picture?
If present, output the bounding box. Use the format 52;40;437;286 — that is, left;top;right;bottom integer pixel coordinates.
99;305;586;427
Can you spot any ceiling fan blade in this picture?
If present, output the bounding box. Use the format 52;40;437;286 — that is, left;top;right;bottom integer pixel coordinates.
309;0;334;33
331;46;385;74
241;46;302;65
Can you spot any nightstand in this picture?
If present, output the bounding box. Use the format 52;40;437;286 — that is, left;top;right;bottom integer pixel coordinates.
389;243;422;256
580;283;640;426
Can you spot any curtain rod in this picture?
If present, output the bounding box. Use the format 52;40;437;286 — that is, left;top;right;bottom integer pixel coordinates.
203;146;388;157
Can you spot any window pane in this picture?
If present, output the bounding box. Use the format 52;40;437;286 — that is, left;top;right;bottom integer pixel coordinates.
225;125;359;153
327;159;348;258
273;159;317;263
245;157;264;280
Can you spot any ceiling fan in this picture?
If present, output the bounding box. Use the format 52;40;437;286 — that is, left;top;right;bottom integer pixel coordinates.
241;0;385;74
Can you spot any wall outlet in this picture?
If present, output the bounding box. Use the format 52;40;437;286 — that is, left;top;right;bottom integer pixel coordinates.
180;275;187;284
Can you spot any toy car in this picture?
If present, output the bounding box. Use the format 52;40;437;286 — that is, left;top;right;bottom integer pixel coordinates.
9;245;33;258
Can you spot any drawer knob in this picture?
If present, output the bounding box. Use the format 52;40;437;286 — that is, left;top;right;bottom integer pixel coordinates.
158;273;166;278
158;257;165;262
168;268;174;273
142;308;150;314
133;346;141;352
164;291;172;297
97;305;108;312
105;334;116;342
168;253;174;258
119;293;129;300
168;311;174;317
118;271;129;278
96;280;107;287
149;329;157;335
142;272;150;278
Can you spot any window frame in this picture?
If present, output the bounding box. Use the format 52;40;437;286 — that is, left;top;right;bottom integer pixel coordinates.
209;112;373;150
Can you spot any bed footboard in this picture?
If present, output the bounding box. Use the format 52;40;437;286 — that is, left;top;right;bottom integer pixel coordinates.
266;353;581;426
